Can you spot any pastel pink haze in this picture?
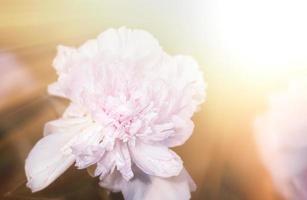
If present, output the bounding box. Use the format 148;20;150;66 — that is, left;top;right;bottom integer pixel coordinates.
255;79;307;200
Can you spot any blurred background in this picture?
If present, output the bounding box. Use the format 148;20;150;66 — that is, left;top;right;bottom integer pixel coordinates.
1;0;307;199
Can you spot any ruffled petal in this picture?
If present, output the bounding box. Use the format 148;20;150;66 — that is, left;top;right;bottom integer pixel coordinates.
129;142;182;177
99;167;196;200
77;39;99;59
43;117;90;136
99;169;125;193
162;117;194;147
48;45;77;98
25;131;76;192
63;103;88;118
26;113;102;192
114;142;133;181
95;151;116;179
173;55;206;117
97;27;161;61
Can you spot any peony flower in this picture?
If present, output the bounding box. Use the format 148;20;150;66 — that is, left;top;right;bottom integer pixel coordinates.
254;79;307;200
25;27;206;199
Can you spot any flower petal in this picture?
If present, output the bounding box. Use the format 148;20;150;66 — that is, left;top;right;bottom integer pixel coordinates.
95;151;116;179
63;103;88;118
99;167;196;200
25;131;76;192
162;117;194;147
114;142;133;181
130;142;182;177
173;55;206;118
52;45;75;74
97;27;161;61
43;117;90;136
99;169;125;193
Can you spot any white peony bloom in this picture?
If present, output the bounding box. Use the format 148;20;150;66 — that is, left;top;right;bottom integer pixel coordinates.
25;27;206;199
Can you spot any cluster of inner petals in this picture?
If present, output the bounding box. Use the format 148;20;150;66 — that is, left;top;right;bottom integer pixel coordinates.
71;92;176;179
93;94;160;145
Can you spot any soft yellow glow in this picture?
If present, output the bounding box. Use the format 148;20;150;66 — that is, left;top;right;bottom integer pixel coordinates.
203;0;307;71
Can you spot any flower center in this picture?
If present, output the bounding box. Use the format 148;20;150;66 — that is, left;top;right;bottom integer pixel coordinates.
93;94;156;145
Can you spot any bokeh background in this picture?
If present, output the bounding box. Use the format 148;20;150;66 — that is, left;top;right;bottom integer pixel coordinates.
1;0;307;199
